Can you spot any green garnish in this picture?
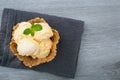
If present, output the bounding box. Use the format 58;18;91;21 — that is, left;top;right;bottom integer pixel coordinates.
31;24;42;31
23;28;31;35
23;23;42;36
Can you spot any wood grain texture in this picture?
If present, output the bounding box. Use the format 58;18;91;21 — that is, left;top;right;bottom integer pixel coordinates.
1;0;120;80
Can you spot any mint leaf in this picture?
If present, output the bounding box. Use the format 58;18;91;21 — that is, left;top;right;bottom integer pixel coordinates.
30;29;35;36
31;24;42;31
23;28;31;35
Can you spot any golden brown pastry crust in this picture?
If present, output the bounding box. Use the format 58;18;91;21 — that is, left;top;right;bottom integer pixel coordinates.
10;17;60;68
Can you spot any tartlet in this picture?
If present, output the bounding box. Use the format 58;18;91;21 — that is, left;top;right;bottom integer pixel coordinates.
10;17;60;68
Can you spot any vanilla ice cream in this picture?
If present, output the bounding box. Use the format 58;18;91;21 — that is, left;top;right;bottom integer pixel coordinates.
13;22;31;43
13;21;53;58
34;23;53;40
17;38;39;56
32;39;52;58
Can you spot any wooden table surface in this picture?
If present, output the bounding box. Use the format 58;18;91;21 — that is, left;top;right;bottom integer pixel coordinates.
0;0;120;80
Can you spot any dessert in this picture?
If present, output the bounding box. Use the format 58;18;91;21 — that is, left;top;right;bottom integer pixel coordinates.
10;17;60;67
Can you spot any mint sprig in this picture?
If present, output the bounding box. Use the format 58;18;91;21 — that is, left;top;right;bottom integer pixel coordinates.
23;23;42;36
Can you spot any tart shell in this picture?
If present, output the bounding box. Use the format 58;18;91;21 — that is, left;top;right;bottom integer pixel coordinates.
10;17;60;68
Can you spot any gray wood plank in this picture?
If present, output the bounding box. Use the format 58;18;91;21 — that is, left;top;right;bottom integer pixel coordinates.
0;0;120;80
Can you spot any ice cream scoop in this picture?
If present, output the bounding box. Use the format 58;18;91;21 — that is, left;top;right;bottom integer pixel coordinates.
17;38;39;56
34;23;53;40
13;22;31;43
32;39;53;59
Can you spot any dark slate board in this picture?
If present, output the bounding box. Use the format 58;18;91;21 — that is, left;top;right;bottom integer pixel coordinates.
0;8;84;78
